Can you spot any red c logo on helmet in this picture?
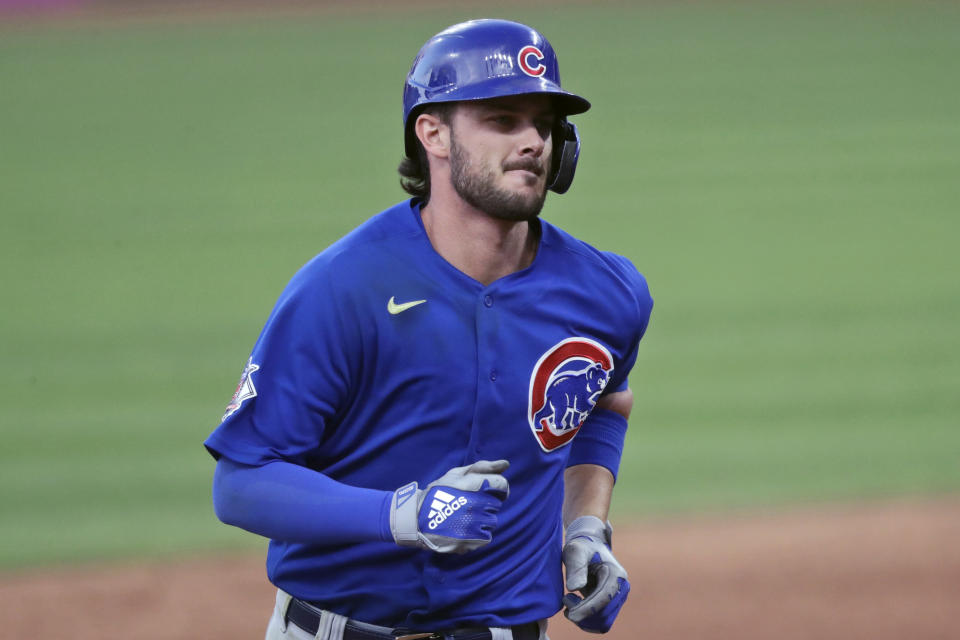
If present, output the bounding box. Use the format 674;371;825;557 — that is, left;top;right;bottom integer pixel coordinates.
518;45;546;77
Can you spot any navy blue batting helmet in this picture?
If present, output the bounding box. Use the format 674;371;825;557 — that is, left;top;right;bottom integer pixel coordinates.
403;19;591;194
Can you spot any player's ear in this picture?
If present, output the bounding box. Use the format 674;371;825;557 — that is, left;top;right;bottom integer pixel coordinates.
415;112;450;160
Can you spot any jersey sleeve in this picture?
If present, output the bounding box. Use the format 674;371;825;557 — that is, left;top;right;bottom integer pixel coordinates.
204;256;358;467
605;256;654;394
568;258;653;477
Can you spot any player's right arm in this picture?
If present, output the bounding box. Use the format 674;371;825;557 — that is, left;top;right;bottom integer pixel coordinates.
206;255;508;554
212;456;509;554
212;457;392;544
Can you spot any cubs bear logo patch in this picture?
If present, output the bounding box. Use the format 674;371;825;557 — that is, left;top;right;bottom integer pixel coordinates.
222;357;259;422
528;337;614;452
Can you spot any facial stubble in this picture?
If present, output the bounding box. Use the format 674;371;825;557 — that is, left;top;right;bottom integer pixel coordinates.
449;133;549;222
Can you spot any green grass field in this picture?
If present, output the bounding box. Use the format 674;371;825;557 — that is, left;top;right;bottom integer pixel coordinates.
1;1;958;569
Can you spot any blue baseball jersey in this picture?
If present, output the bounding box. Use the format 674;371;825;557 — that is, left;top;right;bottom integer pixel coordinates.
204;199;652;628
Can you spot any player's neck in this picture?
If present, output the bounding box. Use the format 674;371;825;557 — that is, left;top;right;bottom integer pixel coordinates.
420;196;539;287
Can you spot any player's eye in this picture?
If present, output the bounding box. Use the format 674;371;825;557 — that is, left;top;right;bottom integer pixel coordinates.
535;118;555;137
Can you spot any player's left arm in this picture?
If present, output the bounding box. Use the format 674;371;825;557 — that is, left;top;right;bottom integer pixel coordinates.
564;387;632;524
561;388;633;633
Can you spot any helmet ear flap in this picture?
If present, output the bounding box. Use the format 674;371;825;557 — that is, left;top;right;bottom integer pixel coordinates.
548;120;581;194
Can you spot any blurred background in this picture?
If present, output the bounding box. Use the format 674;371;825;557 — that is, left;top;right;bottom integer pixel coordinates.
1;1;958;638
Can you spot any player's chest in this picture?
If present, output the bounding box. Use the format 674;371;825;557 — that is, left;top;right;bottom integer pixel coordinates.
364;274;615;366
359;278;621;446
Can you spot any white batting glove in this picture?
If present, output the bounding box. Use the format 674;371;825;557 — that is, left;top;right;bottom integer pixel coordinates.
562;515;631;633
390;460;510;554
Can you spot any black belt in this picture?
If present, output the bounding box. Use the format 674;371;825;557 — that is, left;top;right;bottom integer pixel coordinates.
285;598;540;640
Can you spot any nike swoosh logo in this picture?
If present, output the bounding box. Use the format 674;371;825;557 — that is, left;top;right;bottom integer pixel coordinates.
388;296;427;315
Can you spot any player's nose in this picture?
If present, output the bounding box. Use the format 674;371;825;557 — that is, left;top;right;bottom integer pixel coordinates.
517;121;546;157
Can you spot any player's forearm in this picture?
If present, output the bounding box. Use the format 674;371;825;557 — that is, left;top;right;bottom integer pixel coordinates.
212;457;393;544
562;463;615;527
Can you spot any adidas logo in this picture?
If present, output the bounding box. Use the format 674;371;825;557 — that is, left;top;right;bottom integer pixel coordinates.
427;489;468;530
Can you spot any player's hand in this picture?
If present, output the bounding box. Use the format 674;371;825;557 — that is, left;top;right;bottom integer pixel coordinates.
390;459;510;554
561;515;630;633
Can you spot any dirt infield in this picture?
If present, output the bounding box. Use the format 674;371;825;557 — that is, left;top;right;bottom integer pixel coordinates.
2;498;958;639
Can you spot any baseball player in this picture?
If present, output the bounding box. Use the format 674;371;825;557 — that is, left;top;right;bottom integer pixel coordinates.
205;19;652;640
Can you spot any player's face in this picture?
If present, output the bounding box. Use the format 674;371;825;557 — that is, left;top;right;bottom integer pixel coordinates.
448;95;556;222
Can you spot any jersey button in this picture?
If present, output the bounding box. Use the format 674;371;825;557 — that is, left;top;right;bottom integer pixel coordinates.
489;370;498;381
483;295;493;307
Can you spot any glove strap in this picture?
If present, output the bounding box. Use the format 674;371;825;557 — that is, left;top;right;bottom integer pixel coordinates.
565;515;614;547
391;481;420;546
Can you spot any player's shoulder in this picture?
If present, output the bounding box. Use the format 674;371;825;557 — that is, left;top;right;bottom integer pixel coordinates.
268;200;420;310
288;199;419;278
540;219;653;312
310;200;420;267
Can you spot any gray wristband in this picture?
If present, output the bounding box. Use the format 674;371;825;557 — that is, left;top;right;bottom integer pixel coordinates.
565;515;613;546
390;481;421;546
